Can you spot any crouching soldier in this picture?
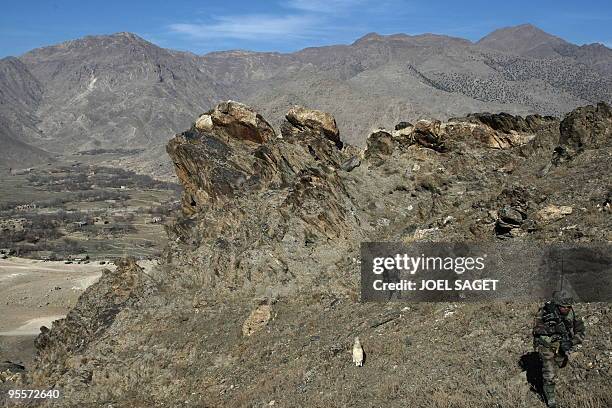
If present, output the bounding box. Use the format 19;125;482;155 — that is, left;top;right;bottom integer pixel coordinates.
532;295;585;408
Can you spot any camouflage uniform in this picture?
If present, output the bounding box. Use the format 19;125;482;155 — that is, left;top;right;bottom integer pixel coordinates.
532;299;585;408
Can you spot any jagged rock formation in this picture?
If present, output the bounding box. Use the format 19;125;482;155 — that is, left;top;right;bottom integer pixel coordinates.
16;102;612;407
285;106;343;149
167;100;278;212
165;103;360;293
555;102;612;162
194;100;276;144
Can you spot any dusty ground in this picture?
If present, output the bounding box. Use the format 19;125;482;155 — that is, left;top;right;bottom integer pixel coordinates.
0;257;109;366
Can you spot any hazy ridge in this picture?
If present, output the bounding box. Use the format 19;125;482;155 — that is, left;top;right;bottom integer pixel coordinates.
1;24;610;174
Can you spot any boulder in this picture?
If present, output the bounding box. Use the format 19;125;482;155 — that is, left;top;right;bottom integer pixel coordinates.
393;122;415;138
395;121;413;131
495;206;527;235
499;206;525;225
285;106;342;149
413;120;446;152
340;156;361;172
204;100;276;144
414;119;441;135
536;204;573;222
364;130;394;164
242;304;272;337
194;114;213;132
558;102;611;154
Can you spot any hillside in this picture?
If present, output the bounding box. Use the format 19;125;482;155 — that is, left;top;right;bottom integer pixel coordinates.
0;57;50;167
1;25;611;175
17;33;228;160
3;100;609;407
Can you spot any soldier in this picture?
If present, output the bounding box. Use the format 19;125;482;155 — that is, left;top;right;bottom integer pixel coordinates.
532;294;585;408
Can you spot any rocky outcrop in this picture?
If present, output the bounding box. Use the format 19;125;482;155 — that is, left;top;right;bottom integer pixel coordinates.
536;204;573;222
31;258;147;387
364;130;394;164
554;102;612;163
285;106;342;149
559;102;611;149
465;112;556;134
165;101;359;293
242;304;272;337
195;100;276;144
168;102;350;214
412;120;447;152
453;112;557;149
167;101;279;213
280;106;345;167
362;112;559;158
166;130;255;213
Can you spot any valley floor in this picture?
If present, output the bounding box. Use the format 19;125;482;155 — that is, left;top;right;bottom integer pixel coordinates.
0;257;108;367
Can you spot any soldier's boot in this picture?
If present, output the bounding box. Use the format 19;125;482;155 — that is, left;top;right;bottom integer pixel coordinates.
543;383;556;408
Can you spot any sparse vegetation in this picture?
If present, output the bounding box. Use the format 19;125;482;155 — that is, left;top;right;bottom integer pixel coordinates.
0;162;180;259
76;148;144;156
26;165;180;192
0;190;130;213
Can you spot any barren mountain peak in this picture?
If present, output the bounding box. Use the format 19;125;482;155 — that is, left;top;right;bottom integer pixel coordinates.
477;23;569;56
352;31;472;48
353;32;383;43
80;31;148;43
480;23;557;39
111;31;142;38
0;55;20;63
37;31;152;53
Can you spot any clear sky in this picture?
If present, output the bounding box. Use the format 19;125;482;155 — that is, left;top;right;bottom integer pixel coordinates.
1;0;611;57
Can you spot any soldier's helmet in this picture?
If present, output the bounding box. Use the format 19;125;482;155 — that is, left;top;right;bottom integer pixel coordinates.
552;291;573;307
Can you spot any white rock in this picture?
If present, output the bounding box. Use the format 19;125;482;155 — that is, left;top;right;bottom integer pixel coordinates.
195;114;213;131
536;204;573;222
352;337;364;366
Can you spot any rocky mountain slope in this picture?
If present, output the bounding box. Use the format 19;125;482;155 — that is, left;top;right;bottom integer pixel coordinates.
0;57;50;167
3;101;609;407
477;24;571;58
1;25;611;174
478;24;612;76
14;33;228;166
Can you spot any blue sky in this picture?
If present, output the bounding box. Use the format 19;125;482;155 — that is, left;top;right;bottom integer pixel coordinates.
1;0;611;57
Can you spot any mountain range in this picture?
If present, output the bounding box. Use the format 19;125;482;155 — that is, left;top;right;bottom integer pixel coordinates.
1;24;610;173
